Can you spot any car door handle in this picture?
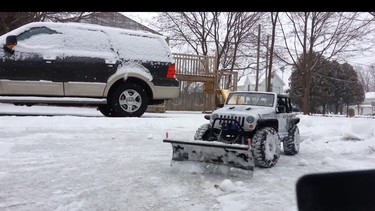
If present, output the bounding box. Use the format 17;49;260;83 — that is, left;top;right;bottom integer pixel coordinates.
105;59;116;68
43;55;57;63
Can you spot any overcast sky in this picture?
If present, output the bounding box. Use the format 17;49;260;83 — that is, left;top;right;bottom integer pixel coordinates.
121;12;375;89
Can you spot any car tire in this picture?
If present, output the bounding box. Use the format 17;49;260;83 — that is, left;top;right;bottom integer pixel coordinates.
98;105;113;117
251;127;281;168
109;83;148;117
194;123;212;140
282;125;300;155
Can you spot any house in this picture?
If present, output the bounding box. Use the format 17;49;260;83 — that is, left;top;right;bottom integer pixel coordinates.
352;92;375;116
78;12;162;36
237;71;285;94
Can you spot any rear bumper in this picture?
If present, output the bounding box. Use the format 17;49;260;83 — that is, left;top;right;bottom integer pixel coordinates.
153;85;179;99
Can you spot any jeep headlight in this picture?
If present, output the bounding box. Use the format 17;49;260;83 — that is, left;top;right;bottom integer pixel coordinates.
246;115;255;123
211;113;219;120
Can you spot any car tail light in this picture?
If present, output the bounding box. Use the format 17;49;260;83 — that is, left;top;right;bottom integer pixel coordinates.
166;64;176;79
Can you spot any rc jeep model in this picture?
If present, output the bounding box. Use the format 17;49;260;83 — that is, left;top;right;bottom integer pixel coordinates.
163;91;301;173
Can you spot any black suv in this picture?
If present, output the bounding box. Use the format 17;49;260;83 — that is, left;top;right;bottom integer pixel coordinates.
0;22;179;117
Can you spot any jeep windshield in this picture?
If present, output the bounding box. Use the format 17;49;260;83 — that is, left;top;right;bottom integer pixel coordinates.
226;92;275;107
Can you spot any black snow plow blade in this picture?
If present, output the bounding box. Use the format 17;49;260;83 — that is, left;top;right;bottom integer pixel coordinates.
163;139;254;175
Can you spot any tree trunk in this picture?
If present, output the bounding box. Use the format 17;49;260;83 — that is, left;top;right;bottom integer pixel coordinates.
302;72;311;115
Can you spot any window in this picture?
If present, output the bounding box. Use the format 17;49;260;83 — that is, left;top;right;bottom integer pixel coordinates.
62;28;112;53
17;27;59;41
16;27;63;48
227;93;274;107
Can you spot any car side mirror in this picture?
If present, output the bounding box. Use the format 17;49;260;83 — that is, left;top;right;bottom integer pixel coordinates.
3;35;17;54
5;35;17;48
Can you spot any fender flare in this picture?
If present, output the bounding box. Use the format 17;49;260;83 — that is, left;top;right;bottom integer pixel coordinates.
290;117;300;125
256;118;278;131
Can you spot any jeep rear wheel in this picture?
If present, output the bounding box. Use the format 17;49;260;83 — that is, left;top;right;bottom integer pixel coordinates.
282;125;300;155
251;127;281;168
109;83;148;117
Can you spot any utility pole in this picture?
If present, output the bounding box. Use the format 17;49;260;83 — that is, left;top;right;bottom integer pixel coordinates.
267;12;278;92
265;35;270;92
255;24;261;91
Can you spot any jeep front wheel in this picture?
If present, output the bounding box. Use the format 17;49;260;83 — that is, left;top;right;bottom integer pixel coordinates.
251;127;281;168
194;123;213;141
282;125;300;155
109;83;148;117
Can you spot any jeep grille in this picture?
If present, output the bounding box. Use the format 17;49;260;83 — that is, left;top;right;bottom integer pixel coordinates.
219;115;245;127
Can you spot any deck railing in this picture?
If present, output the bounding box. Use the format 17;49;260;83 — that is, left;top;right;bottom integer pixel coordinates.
173;53;216;78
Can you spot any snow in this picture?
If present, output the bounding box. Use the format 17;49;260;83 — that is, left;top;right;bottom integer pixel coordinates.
1;103;375;211
365;92;375;100
0;22;173;63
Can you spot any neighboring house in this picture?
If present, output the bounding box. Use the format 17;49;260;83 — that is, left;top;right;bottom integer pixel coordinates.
78;12;162;36
352;92;375;116
237;71;285;94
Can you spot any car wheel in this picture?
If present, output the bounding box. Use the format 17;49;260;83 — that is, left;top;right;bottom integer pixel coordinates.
98;105;112;117
282;125;300;155
251;127;281;168
109;83;148;117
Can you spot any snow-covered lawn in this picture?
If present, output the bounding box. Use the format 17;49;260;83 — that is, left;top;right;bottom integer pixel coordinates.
1;103;375;211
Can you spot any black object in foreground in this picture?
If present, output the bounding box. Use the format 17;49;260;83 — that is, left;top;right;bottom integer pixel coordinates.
296;169;375;211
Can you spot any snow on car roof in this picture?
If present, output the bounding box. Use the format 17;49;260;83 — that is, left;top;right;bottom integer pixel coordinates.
0;22;173;63
0;21;164;39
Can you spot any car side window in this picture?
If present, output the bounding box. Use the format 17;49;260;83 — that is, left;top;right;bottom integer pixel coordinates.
16;27;63;48
17;27;59;41
62;28;112;54
277;98;286;113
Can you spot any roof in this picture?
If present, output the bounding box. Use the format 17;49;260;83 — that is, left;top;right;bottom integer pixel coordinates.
1;22;163;39
79;12;163;36
238;71;285;86
365;92;375;99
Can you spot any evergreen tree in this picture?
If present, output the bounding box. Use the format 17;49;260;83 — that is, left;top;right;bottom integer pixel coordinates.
289;53;365;114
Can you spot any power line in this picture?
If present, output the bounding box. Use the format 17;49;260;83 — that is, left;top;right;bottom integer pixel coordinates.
312;72;359;84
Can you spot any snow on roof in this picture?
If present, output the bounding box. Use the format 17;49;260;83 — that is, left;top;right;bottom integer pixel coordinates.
365;92;375;99
237;75;248;86
238;71;284;86
0;22;173;63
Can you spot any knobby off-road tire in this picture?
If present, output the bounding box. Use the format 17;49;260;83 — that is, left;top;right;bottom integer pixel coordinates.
109;83;148;117
251;127;281;168
194;123;212;140
282;124;301;155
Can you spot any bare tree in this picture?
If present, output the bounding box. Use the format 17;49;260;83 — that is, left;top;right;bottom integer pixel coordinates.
154;12;263;89
277;12;374;115
357;65;375;92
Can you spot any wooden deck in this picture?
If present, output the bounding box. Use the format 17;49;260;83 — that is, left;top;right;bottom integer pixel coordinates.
173;53;216;82
170;53;238;112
